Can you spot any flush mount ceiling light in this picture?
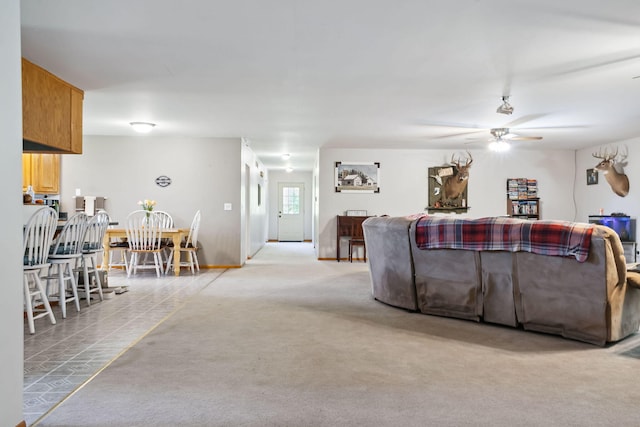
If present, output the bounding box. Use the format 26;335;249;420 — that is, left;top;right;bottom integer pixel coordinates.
496;96;514;115
282;153;291;160
286;167;294;173
130;122;156;133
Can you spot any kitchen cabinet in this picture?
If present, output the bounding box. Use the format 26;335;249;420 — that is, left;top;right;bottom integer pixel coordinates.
23;153;60;194
22;58;84;154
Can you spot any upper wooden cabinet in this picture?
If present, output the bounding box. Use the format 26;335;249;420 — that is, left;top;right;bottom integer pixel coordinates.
22;58;84;154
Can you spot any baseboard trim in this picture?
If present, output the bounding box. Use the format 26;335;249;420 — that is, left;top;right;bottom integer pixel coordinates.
267;239;312;243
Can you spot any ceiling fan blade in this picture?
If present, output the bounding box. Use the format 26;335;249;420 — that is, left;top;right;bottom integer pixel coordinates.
430;130;485;140
516;125;588;130
419;120;486;130
504;114;549;128
508;135;543;141
464;139;484;145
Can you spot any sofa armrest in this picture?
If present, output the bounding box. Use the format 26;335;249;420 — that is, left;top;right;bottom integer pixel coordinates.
362;217;416;311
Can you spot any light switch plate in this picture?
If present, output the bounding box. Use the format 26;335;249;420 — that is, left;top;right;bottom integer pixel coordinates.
224;203;232;211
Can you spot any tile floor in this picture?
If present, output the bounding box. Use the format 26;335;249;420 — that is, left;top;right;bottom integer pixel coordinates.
24;268;225;426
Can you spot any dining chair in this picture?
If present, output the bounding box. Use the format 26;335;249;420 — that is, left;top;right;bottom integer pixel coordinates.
165;210;201;274
107;233;130;274
126;210;165;277
23;206;58;334
45;212;88;318
76;211;109;305
154;210;174;266
348;220;366;262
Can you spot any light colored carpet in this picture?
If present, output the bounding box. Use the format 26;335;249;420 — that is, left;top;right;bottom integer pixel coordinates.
37;242;640;426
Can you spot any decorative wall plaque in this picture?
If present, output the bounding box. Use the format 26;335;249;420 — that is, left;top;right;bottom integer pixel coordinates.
155;176;172;187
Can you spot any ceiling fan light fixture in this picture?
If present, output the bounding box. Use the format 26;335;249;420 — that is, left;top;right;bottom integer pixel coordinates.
130;122;156;133
496;96;514;115
489;139;511;152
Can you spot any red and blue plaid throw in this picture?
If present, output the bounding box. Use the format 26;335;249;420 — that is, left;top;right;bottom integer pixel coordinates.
414;216;594;262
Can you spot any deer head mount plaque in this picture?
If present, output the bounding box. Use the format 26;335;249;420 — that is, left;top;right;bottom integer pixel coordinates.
427;151;472;213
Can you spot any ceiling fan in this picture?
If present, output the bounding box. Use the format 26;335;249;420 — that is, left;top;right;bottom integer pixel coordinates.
492;128;539;151
488;127;542;141
466;128;543;152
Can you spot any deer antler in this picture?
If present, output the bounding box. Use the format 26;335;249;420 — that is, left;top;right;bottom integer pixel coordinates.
450;151;473;167
592;146;621;161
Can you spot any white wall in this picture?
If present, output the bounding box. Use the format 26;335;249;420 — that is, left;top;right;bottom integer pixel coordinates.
575;139;640;242
242;140;268;258
317;147;576;259
1;1;26;425
267;170;314;241
60;135;267;267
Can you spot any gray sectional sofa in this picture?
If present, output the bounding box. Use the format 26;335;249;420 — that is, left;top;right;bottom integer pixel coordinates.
362;216;640;346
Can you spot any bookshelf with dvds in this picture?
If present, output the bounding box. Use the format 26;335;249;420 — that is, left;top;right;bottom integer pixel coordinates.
507;178;540;220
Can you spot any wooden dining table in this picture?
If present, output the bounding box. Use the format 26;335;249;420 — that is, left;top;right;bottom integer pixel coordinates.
103;227;190;276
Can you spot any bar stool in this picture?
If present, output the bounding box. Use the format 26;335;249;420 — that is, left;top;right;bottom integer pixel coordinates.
23;207;58;334
46;212;88;318
76;211;109;305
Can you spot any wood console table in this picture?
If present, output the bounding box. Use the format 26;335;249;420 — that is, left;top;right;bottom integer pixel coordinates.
336;215;370;262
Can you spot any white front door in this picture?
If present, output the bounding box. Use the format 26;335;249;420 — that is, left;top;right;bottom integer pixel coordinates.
278;182;304;241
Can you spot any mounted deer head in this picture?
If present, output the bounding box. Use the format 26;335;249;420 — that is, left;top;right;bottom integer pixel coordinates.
443;151;473;200
592;146;629;197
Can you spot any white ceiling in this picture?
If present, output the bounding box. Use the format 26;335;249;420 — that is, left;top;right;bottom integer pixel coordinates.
20;0;640;171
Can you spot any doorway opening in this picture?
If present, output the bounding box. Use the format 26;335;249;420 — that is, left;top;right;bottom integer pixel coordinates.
277;182;304;241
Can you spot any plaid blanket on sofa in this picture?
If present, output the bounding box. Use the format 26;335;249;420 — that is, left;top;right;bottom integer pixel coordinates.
414;216;594;262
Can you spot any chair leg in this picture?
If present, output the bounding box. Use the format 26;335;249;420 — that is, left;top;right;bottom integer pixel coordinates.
187;252;194;274
36;274;57;326
89;256;104;302
82;258;91;306
127;253;136;277
95;259;104;301
56;264;67;319
112;248;130;274
67;262;81;313
165;249;174;274
24;274;35;334
154;252;162;277
27;271;56;332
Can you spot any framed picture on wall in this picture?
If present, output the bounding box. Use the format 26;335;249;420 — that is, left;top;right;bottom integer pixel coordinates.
335;162;380;193
587;168;598;185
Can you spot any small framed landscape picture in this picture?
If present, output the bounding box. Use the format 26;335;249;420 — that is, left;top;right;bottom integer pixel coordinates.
335;161;380;193
587;168;598;185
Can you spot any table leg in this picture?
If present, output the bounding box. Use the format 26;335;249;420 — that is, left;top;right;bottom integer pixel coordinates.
172;232;182;276
102;232;110;270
